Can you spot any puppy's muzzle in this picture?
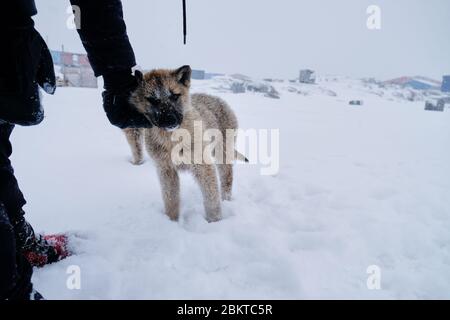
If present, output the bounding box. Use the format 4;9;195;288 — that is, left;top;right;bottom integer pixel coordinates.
147;108;183;130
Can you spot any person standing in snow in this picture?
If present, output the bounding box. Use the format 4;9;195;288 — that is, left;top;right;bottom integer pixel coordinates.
0;0;152;300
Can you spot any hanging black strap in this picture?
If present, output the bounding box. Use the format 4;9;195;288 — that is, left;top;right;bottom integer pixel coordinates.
182;0;187;44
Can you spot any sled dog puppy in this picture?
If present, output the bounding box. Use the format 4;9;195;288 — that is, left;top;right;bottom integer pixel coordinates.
125;66;247;222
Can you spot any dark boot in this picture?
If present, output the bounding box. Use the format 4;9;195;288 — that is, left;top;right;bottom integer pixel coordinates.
30;289;45;300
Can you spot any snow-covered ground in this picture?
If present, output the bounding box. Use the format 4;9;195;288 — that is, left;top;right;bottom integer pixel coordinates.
10;76;450;299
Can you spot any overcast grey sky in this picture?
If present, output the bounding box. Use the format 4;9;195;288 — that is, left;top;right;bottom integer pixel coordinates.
35;0;450;80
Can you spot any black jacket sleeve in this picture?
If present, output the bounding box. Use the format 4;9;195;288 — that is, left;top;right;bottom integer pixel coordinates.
69;0;136;77
13;0;37;17
0;0;37;27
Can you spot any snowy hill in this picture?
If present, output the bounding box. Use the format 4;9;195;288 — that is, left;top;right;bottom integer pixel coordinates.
194;74;450;105
10;75;450;299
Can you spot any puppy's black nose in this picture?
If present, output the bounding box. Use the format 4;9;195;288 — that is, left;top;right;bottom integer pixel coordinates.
159;112;181;129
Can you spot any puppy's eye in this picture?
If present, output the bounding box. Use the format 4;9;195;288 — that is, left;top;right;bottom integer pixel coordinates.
170;93;181;101
146;97;159;105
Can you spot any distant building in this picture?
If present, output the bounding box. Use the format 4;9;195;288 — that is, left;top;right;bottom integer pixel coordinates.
230;82;246;94
425;100;445;112
191;69;206;80
442;75;450;92
50;50;97;88
383;76;441;90
349;100;364;106
299;69;316;84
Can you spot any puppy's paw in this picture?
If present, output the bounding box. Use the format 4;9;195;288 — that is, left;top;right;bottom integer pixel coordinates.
222;192;232;201
129;158;145;166
206;214;222;223
166;212;180;222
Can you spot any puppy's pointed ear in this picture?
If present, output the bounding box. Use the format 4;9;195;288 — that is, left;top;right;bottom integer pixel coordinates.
174;65;191;87
135;70;144;85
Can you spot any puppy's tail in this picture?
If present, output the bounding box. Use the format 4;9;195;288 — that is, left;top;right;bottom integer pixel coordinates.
235;150;249;163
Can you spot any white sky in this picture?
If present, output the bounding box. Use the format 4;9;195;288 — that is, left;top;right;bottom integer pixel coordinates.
35;0;450;80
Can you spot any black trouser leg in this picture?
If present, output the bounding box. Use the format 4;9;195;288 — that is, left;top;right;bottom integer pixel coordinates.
0;123;26;219
0;123;38;248
0;123;32;300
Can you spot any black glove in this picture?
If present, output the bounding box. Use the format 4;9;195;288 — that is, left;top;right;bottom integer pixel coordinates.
102;71;152;129
0;21;56;126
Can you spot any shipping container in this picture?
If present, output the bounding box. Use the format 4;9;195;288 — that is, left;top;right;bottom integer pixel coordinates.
442;76;450;92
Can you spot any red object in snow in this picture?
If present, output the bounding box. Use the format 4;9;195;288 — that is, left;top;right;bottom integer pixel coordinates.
23;234;71;268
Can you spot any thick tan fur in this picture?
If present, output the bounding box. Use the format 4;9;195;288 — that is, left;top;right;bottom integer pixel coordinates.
125;67;241;222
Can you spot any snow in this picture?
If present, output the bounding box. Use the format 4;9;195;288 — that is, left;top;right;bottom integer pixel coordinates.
10;76;450;299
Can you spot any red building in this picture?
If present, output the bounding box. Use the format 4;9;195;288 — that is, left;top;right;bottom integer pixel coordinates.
50;50;98;88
